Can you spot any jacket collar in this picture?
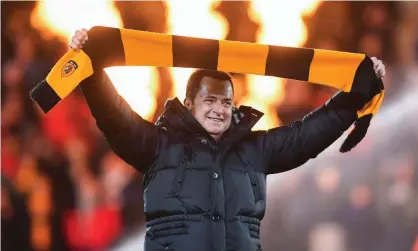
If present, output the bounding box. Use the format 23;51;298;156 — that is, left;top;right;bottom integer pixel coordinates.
155;97;264;144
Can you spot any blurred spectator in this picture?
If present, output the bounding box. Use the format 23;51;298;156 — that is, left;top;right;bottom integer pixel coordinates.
276;79;315;124
2;134;21;180
308;223;346;251
63;141;123;251
358;33;383;58
339;185;382;251
1;176;32;251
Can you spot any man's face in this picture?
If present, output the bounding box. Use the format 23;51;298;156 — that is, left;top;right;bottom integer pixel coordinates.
186;76;233;141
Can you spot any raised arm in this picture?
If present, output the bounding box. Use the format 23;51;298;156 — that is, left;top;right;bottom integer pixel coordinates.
80;71;163;173
261;91;361;174
70;29;163;172
260;57;386;175
81;71;162;173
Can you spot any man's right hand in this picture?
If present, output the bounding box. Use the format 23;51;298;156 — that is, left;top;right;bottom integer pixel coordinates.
69;28;89;52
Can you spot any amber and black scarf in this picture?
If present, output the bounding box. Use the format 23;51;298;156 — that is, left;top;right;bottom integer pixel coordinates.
30;26;384;152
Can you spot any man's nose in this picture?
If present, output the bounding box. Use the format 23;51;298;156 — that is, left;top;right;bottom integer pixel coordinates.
213;102;224;114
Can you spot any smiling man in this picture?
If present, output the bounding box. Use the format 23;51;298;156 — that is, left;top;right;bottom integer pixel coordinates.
71;29;386;251
183;70;234;141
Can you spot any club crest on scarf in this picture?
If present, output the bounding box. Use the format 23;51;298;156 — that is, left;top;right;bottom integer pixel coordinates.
61;60;78;77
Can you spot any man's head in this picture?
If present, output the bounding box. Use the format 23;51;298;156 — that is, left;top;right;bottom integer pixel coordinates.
184;69;234;141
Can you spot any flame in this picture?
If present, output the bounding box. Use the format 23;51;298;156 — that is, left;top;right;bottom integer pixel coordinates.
30;0;159;120
104;67;158;119
244;0;321;130
166;0;227;102
30;0;123;43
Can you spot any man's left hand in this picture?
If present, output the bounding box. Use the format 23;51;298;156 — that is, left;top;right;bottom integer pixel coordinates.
371;57;386;78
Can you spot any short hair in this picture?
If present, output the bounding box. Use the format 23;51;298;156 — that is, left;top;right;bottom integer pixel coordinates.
185;69;234;102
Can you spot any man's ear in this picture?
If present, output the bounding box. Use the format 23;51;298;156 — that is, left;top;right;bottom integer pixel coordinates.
184;98;193;111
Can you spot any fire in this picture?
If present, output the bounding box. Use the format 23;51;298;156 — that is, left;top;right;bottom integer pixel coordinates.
104;67;158;119
166;0;227;102
30;0;123;43
30;0;159;120
243;0;321;130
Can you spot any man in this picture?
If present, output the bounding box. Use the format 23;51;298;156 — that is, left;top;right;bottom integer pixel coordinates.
71;29;385;251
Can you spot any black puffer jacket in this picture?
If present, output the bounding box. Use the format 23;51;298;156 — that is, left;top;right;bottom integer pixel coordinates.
81;71;360;251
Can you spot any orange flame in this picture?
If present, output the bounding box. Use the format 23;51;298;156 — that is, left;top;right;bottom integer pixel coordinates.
30;0;123;43
30;0;159;120
105;67;159;119
243;0;321;130
166;0;227;102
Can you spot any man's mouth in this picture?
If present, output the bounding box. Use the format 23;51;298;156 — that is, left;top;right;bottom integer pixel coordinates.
207;117;223;122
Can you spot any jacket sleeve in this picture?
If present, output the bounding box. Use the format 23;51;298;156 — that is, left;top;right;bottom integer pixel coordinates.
262;91;365;175
80;70;163;173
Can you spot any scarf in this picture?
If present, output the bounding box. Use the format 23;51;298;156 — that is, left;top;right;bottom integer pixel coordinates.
30;26;384;152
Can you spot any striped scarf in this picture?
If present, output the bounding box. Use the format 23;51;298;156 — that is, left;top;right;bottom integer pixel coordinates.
30;26;384;152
